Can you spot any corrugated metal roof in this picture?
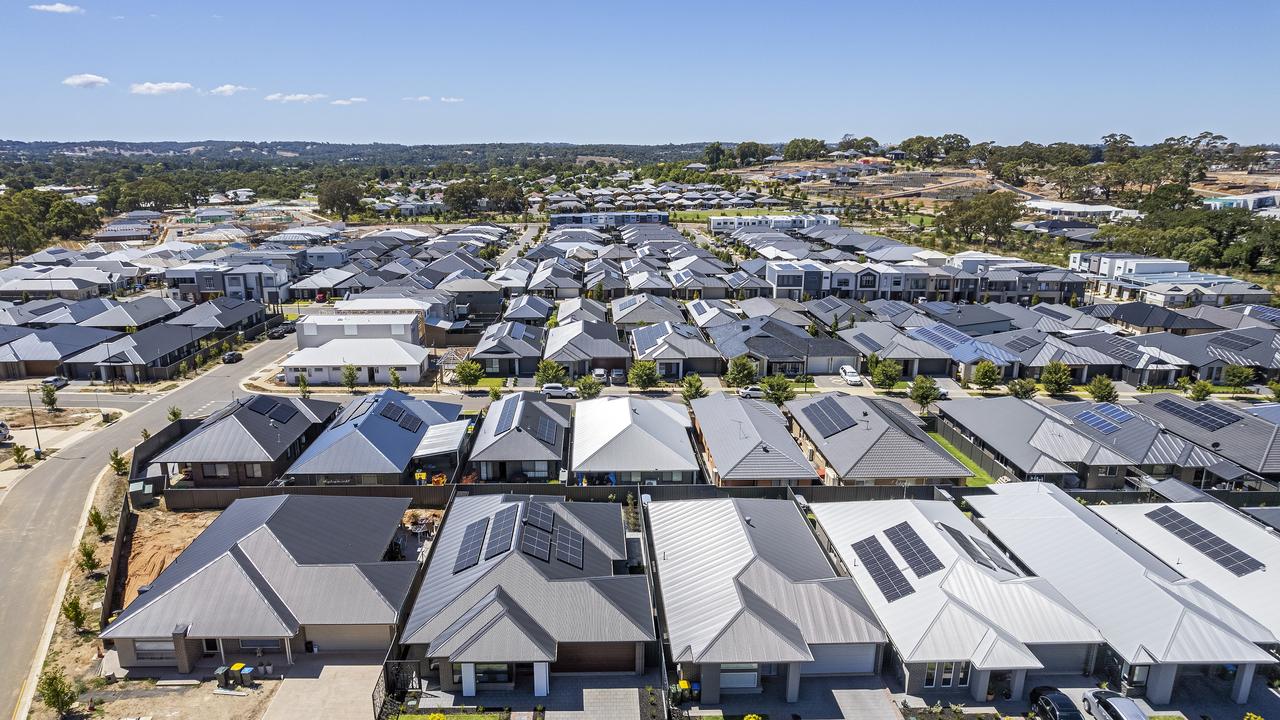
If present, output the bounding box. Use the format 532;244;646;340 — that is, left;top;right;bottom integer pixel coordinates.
571;397;697;473
691;394;817;483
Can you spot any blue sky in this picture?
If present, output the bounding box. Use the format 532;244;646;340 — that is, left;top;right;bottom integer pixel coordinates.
3;0;1277;146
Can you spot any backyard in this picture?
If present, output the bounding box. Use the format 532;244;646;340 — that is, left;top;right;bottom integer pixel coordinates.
928;431;996;486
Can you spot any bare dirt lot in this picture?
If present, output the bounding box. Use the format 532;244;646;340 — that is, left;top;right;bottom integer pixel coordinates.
121;506;220;605
0;406;97;429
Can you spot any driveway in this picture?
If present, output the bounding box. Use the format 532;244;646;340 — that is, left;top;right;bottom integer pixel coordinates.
261;652;384;720
688;675;899;720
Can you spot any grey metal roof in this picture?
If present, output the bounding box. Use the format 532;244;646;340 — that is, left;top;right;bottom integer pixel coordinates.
648;497;884;664
1130;394;1280;475
1054;400;1245;474
502;294;554;322
79;296;190;329
472;321;545;359
469;392;570;463
153;395;340;464
631;321;719;362
555;297;608;324
0;325;119;362
709;316;855;363
101;496;415;640
543;320;629;363
691;394;817;483
400;495;654;660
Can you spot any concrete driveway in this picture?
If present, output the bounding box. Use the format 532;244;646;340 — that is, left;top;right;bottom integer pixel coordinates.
261;652;384;720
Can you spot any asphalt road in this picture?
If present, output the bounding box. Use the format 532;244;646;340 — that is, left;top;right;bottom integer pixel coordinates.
0;336;295;719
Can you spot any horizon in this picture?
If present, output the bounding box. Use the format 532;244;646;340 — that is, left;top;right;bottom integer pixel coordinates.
5;0;1279;147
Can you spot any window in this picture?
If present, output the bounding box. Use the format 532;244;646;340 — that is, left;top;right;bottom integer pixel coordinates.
941;662;955;687
202;638;219;655
859;275;878;289
477;462;497;481
239;638;282;651
202;463;229;477
452;663;512;684
1126;663;1149;687
246;464;263;479
924;662;937;687
1100;466;1118;477
135;639;176;661
525;460;550;478
956;661;970;687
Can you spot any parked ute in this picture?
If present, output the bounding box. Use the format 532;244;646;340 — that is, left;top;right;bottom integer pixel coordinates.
737;385;765;399
838;365;863;386
541;383;579;398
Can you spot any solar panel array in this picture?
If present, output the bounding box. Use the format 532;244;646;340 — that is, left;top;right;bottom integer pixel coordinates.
939;523;997;571
913;324;973;351
1094;402;1135;423
520;525;552;562
493;397;521;434
534;415;559;444
247;395;278;416
1104;336;1141;364
879;300;915;317
884;522;944;578
1146;506;1265;576
848;333;883;352
268;403;299;424
484;505;520;559
800;396;857;438
1005;335;1040;352
553;525;585;569
398;412;424;433
852;536;915;602
1211;331;1261;351
1034;306;1070;321
524;502;556;533
1245;304;1280;324
973;536;1020;575
1077;410;1120;435
453;518;490;574
1153;398;1243;431
379;402;406;422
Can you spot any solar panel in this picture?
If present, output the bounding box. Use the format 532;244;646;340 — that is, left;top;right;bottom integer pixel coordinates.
510;323;526;341
884;522;944;578
1244;305;1280;324
519;525;552;562
1094;402;1135;423
524;501;556;533
851;536;915;602
553;525;585;569
1211;332;1261;351
800;396;857;439
453;518;490;574
1005;335;1040;352
973;537;1020;576
534;415;558;444
938;523;997;571
1077;410;1120;435
379;402;406;422
1034;306;1070;321
913;326;962;351
493;397;520;434
1146;506;1264;576
1153;398;1242;431
484;505;520;559
268;403;299;424
398;413;424;433
247;396;278;416
849;333;882;352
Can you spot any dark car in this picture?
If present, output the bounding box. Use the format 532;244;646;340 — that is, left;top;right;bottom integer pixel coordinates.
267;328;287;340
222;351;243;363
1030;687;1085;720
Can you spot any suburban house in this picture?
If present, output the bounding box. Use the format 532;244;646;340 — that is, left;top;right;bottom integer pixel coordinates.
284;390;465;485
283;338;430;385
646;497;886;704
502;294;555;325
100;496;417;671
167;297;268;335
1128;394;1280;489
786;394;970;486
811;499;1103;701
570;396;698;484
63;323;215;382
0;325;119;379
630;321;723;379
543;320;630;378
468;392;571;481
398;494;655;698
295;313;423;349
555;297;608;325
610;293;685;330
967;483;1275;705
690;393;818;487
153;395;341;488
838;323;954;378
708;317;857;376
78;296;191;332
471;321;546;377
1128;326;1280;384
916;301;1013;336
1079;302;1224;336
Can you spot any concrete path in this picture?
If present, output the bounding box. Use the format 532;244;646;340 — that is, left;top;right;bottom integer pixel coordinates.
260;653;383;720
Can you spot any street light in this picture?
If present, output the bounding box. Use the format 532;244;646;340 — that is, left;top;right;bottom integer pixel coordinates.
25;385;42;459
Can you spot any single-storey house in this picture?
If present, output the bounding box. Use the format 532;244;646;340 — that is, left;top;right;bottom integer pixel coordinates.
284;338;429;385
571;396;698;484
468;392;571;482
691;394;817;487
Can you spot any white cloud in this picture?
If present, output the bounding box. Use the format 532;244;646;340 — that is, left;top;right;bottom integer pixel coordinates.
210;84;250;96
30;3;84;13
264;92;327;103
401;95;432;102
62;73;109;88
439;96;464;103
130;81;193;95
330;97;367;106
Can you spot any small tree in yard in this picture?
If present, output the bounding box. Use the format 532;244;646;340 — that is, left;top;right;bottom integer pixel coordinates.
41;382;58;412
760;374;796;404
534;359;567;386
341;363;359;392
680;373;709;402
455;359;485;390
296;374;310;399
88;506;108;536
1269;380;1280;401
488;386;502;402
724;356;757;387
12;444;30;467
1188;379;1214;401
61;591;86;630
972;360;1002;392
166;405;183;422
388;367;401;390
1039;360;1074;396
1006;378;1038;399
1087;375;1119;404
77;541;99;574
629;361;661;391
794;373;813;392
909;375;943;414
37;668;77;718
108;448;128;476
1223;364;1255;395
576;375;603;399
872;359;903;389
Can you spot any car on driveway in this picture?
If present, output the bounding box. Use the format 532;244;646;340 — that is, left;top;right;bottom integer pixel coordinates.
738;385;765;399
1083;690;1146;720
541;383;579;398
280;320;296;334
609;368;627;385
222;351;243;363
592;368;609;383
839;364;863;386
40;376;69;389
1030;687;1084;720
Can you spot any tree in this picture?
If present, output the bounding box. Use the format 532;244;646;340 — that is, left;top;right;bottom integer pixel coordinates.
0;208;41;264
1039;361;1074;395
680;373;709;402
12;444;30;467
735;141;772;166
36;668;77;718
488;386;502;402
702;142;726;167
40;382;58;412
794;373;813;393
1269;380;1280;401
872;359;903;389
972;360;1002;392
724;356;758;387
909;375;943;414
760;374;796;404
575;375;603;399
534;359;567;386
61;591;86;630
443;181;484;215
628;361;660;391
317;178;362;221
1188;379;1214;401
783;137;827;161
1086;375;1120;404
1223;364;1255;395
77;541;99;574
341;363;359;392
388;367;401;390
296;374;310;399
166;405;183;422
88;506;108;536
454;359;485;390
108;448;127;476
1006;378;1038;399
899;135;941;164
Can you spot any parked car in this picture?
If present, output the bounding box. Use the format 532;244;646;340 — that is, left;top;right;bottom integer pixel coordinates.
591;368;609;383
1083;690;1146;720
280;320;297;334
838;365;863;386
267;328;287;340
609;368;626;385
0;420;11;443
541;383;579;399
315;291;328;303
906;380;949;400
738;385;765;399
222;351;243;364
1030;687;1084;720
40;376;68;389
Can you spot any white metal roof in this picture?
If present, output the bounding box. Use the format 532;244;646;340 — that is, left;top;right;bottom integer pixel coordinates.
570;397;697;473
283;338;428;368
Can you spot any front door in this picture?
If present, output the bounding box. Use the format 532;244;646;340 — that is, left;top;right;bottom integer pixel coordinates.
367;366;376;384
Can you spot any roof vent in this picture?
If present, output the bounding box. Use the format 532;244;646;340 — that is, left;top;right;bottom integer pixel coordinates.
744;516;754;526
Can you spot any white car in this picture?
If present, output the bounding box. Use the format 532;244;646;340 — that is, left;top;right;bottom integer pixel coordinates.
839;365;863;386
541;383;580;399
41;376;69;389
0;421;10;443
591;368;609;383
738;385;765;399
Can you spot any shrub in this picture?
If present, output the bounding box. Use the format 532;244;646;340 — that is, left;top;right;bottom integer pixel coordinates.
12;444;30;467
760;374;796;404
723;356;757;387
1086;375;1119;404
1040;360;1073;395
1006;378;1038;399
1188;379;1213;401
909;375;943;414
77;541;100;574
108;448;128;476
575;375;603;399
533;359;567;386
972;360;1002;391
680;373;708;402
628;361;661;390
88;506;108;536
872;359;903;389
454;359;485;389
341;363;359;391
61;591;86;630
37;669;77;717
166;405;183;422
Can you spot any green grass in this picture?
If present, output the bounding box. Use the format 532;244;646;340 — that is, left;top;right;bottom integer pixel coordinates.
929;432;996;486
900;212;936;227
669;208;790;222
474;377;507;388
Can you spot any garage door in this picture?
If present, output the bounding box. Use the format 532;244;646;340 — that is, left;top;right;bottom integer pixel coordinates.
1030;644;1089;673
801;643;877;675
304;625;393;652
552;642;635;673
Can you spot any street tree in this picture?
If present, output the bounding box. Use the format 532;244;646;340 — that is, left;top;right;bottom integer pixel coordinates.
628;361;660;390
972;360;1002;392
872;359;903;389
909;375;943;415
680;373;709;402
534;359;567;386
760;374;796;404
1040;361;1074;395
41;382;58;411
341;363;359;392
454;359;485;390
724;356;758;387
37;669;77;718
166;405;183;422
1086;375;1120;404
575;375;603;399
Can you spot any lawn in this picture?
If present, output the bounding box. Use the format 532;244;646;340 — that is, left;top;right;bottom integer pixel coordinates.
929;431;997;486
474;377;507;388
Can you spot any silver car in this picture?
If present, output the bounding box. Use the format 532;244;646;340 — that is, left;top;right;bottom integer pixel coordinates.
1083;690;1147;720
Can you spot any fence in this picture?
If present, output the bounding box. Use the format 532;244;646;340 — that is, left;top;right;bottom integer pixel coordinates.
99;491;136;629
934;416;1017;482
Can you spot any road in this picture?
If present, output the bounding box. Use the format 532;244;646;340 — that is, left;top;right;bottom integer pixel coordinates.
0;336;294;719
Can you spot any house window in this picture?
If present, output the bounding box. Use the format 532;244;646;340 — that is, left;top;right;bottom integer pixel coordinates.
483;358;500;373
1100;466;1118;477
956;661;970;687
246;464;263;479
941;662;955;687
452;663;512;684
525;460;550;478
135;639;176;661
924;662;937;687
477;462;497;481
202;463;229;477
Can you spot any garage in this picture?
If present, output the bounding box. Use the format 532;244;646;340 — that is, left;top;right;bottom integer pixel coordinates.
801;643;879;675
1029;643;1090;673
551;641;636;673
303;624;394;652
